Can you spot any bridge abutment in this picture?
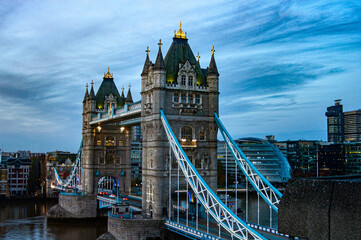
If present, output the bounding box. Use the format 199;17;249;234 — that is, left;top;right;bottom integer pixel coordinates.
47;193;97;219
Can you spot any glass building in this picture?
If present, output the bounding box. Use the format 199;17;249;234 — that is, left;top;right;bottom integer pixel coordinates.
217;138;291;184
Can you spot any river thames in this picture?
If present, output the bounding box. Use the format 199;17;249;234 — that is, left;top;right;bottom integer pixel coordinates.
0;200;107;240
0;192;277;239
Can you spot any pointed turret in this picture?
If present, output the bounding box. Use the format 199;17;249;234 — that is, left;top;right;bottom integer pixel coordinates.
121;85;125;99
89;80;96;100
125;83;133;104
142;47;151;76
83;83;89;103
154;39;165;70
207;46;219;76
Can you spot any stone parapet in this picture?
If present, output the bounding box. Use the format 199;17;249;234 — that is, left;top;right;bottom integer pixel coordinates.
106;218;164;240
278;176;361;240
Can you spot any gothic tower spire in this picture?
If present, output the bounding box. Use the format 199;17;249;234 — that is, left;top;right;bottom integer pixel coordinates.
154;39;165;70
125;83;133;104
89;80;96;100
142;46;151;76
83;83;89;103
207;46;219;76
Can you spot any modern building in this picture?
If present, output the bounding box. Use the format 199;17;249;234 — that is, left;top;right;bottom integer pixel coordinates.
345;141;361;174
284;140;320;176
318;142;345;176
130;141;142;180
217;138;291;185
325;99;344;143
6;157;31;196
344;110;361;142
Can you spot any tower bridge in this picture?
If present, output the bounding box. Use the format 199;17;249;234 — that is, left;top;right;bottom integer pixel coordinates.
47;24;290;240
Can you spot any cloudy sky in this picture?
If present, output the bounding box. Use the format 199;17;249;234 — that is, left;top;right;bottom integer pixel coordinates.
0;0;360;153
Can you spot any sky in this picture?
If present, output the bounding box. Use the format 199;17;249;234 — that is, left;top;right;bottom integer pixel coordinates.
0;0;360;153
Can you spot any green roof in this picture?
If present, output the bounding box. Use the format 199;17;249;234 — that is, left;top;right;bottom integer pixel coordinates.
95;78;124;109
164;38;207;86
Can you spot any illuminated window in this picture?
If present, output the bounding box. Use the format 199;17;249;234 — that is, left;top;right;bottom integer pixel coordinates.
174;93;179;102
106;136;115;146
97;140;102;146
188;76;193;86
181;126;193;141
181;75;186;86
119;140;123;146
200;131;205;141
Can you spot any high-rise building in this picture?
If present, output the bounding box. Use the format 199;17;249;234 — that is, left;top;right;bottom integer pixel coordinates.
325;99;344;143
318;142;345;175
344;110;361;142
217;138;291;184
345;142;361;174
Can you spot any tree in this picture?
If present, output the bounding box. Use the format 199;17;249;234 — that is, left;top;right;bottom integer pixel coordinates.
27;158;40;194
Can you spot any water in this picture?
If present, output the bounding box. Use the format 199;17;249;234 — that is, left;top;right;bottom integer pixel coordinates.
0;200;107;240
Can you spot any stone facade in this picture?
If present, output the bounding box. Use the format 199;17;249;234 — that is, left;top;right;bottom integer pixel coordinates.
141;31;219;219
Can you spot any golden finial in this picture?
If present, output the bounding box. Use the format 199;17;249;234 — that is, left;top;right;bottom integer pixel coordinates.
146;46;150;56
86;83;88;89
104;66;113;78
128;83;131;88
174;22;187;39
158;39;163;48
122;85;124;92
196;52;200;62
91;80;94;86
211;46;215;55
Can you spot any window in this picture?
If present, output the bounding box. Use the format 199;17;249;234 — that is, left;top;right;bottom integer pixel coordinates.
119;140;123;146
181;75;186;86
200;131;205;141
173;93;179;102
97;140;102;146
195;95;200;104
181;94;186;103
106;136;115;146
188;76;193;87
181;126;193;141
188;94;193;103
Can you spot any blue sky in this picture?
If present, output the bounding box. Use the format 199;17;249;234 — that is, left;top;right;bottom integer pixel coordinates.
0;0;360;153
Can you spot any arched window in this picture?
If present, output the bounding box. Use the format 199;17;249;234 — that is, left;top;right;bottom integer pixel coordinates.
181;75;186;86
181;126;193;141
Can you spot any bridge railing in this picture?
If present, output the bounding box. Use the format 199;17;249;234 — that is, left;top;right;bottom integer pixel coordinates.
160;110;266;240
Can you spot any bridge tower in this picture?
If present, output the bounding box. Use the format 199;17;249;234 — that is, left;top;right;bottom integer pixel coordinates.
82;69;132;199
141;24;219;219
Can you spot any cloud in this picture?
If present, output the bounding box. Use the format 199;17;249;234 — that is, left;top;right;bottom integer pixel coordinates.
0;0;360;151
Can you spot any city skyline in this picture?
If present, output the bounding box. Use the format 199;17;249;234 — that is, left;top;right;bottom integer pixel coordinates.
0;0;360;152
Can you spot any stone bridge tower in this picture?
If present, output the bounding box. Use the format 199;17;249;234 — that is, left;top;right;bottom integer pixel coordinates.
141;24;219;219
82;68;133;198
